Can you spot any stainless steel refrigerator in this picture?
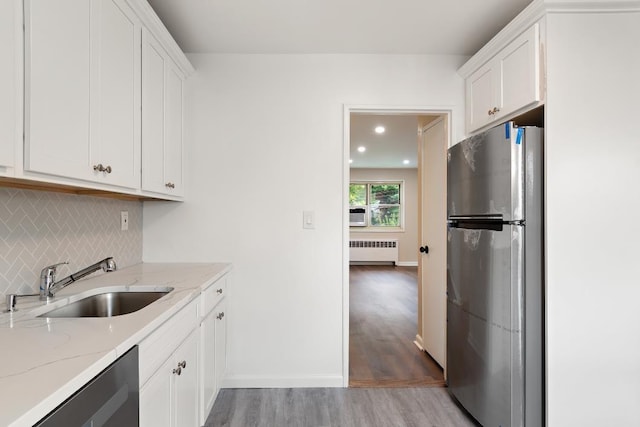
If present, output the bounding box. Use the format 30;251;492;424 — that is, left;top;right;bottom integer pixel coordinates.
446;122;543;427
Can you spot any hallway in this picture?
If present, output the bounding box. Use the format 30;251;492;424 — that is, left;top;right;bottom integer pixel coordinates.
349;265;444;387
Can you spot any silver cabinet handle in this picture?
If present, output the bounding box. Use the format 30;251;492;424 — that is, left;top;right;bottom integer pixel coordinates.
93;164;112;174
487;107;500;116
488;106;500;116
178;360;186;369
165;182;175;189
216;312;225;320
216;288;223;294
172;366;182;375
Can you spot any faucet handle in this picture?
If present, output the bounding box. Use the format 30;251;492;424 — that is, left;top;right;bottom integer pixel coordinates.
39;261;69;300
40;261;69;278
40;261;69;285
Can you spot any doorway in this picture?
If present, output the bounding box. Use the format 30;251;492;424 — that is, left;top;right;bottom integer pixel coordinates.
343;107;451;387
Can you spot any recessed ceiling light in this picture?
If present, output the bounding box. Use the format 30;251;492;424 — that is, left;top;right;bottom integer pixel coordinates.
374;126;385;134
357;146;366;153
403;159;410;165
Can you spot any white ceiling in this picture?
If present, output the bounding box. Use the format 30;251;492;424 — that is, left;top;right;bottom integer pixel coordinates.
350;114;435;169
146;0;533;55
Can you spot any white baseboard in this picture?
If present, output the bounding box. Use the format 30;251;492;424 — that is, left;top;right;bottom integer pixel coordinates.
414;334;425;352
222;374;344;389
396;261;418;267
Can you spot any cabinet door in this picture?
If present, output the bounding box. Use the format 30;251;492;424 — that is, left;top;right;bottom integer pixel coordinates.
0;0;17;170
214;300;227;394
25;0;92;180
497;24;540;120
142;29;166;194
164;64;184;196
142;29;184;197
25;0;140;188
140;357;172;427
200;311;217;424
466;62;497;132
90;0;141;188
174;329;199;427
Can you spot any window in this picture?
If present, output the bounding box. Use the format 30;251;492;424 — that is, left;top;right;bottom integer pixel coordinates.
349;182;402;229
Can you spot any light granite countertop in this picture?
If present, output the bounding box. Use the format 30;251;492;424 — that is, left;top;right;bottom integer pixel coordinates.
0;262;232;427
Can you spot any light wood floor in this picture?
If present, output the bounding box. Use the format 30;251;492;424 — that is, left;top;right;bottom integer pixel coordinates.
349;265;444;387
205;387;477;427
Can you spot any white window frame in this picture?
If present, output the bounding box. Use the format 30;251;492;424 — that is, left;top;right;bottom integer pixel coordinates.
349;180;404;232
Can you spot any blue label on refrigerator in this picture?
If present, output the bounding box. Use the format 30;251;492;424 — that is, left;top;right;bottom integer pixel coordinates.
516;128;524;145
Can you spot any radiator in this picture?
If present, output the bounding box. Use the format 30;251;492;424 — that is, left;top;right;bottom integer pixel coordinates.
349;239;398;264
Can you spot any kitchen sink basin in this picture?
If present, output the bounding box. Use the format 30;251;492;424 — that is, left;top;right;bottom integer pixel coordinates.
38;289;173;318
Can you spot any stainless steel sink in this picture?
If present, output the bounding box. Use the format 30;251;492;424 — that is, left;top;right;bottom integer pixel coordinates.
38;290;172;318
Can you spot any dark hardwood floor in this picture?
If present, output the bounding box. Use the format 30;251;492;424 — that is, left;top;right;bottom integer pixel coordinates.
349;265;444;387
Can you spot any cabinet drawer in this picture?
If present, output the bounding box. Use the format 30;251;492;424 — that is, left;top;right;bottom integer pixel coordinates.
201;276;226;317
139;298;199;386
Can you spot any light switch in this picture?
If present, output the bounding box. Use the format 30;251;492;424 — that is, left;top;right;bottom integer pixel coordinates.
303;211;315;229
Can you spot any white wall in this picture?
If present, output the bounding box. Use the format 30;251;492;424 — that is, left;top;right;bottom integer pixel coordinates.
349;168;418;265
143;53;466;386
545;11;640;426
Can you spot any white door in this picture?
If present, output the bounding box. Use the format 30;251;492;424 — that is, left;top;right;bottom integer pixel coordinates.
418;116;447;368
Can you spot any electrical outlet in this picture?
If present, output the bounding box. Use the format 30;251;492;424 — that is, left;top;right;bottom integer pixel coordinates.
120;211;129;231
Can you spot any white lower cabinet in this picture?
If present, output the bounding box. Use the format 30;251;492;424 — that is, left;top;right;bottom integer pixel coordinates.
140;329;199;427
213;300;227;398
140;273;229;427
200;298;227;424
199;276;228;424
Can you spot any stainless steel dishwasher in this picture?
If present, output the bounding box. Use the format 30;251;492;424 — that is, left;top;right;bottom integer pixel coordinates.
35;346;139;427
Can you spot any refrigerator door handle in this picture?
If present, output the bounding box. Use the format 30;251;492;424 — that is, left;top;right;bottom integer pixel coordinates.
448;219;505;231
448;214;503;221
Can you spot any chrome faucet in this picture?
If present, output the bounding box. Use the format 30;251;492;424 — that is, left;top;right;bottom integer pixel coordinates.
40;257;117;300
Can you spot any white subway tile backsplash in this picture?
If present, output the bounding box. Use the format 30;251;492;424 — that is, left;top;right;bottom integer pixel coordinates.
0;188;142;297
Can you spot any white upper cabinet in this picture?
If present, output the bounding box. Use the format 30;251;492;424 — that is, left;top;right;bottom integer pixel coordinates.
91;0;141;188
25;0;91;180
466;24;541;133
467;63;496;132
142;28;184;198
25;0;141;189
0;0;17;172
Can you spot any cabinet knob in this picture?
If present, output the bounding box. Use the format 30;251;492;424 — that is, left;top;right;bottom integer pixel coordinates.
178;360;186;369
93;164;112;174
216;312;225;320
216;288;223;294
487;109;493;116
172;366;182;376
165;182;175;189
